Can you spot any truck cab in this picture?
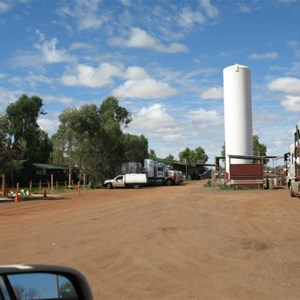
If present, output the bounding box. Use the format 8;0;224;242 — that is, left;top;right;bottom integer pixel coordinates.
104;175;125;189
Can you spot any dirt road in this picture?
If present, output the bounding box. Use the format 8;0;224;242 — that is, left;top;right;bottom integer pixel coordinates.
1;181;300;299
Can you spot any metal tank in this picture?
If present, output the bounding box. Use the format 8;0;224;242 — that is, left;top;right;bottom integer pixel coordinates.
223;64;253;174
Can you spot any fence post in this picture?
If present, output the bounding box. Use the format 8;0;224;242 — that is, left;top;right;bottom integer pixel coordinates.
78;181;81;195
1;174;5;196
68;174;71;190
51;174;54;191
29;181;32;195
83;174;86;189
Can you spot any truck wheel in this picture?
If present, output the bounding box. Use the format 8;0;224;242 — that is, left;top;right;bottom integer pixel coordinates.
106;183;113;189
165;179;172;186
133;184;140;189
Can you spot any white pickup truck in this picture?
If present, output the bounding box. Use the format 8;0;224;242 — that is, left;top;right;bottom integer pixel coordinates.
104;173;147;189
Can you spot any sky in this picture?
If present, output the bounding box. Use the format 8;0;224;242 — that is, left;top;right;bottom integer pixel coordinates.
0;0;300;163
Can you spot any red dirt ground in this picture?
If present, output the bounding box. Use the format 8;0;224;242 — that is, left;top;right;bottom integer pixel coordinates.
1;181;300;299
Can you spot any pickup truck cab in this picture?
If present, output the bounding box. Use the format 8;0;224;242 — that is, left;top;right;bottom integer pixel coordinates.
104;173;147;189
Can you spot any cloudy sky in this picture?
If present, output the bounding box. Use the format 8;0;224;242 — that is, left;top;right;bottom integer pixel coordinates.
0;0;300;162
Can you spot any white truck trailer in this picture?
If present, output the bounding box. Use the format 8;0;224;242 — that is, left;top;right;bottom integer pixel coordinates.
285;125;300;197
104;173;147;189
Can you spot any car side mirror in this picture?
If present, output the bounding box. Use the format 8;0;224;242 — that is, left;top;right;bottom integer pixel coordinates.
0;264;93;300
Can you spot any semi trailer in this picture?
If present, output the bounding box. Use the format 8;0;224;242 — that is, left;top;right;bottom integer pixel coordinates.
285;125;300;197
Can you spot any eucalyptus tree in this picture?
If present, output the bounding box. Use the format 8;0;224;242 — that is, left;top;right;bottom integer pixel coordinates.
53;96;132;185
5;94;52;162
179;147;208;165
165;154;175;161
0;113;15;189
123;134;149;163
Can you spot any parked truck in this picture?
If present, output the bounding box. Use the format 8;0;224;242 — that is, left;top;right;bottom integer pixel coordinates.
104;159;183;189
285;125;300;197
104;173;147;189
143;159;182;186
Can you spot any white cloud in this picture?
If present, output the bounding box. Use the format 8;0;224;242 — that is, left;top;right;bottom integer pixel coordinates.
288;40;300;57
36;37;74;64
108;27;188;53
272;139;284;146
61;63;122;88
38;117;58;134
57;0;106;31
281;95;300;111
236;3;251;13
200;0;219;18
201;87;223;99
43;95;74;105
119;0;131;6
178;7;205;28
249;52;279;60
268;77;300;111
69;42;92;51
112;78;177;99
61;63;176;99
0;87;23;111
178;0;218;29
11;51;44;69
124;66;150;80
268;77;300;95
187;108;222;128
131;104;184;142
0;1;10;12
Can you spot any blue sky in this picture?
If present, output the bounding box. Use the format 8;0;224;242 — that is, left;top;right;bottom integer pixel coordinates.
0;0;300;163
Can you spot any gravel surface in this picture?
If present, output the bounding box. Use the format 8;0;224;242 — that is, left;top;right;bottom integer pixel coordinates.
0;181;299;299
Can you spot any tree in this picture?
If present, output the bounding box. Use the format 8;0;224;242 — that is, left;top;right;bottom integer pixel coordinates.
179;147;208;165
123;134;148;162
165;154;174;161
98;96;132;179
221;136;267;157
179;147;192;165
0;114;16;191
193;146;208;164
253;135;267;156
0;114;14;173
5;94;52;162
53;96;132;184
149;149;156;159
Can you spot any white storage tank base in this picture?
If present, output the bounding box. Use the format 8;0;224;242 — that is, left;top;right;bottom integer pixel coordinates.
223;64;253;176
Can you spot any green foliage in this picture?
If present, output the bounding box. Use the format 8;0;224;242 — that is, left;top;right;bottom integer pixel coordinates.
149;149;156;159
5;94;52;162
165;154;174;160
179;147;208;165
52;96;132;185
0;114;16;175
253;135;267;156
123;134;148;163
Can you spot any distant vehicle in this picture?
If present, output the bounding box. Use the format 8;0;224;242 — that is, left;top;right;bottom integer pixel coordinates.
0;264;93;300
199;169;212;180
285;125;300;197
104;173;147;189
143;159;182;186
104;159;183;189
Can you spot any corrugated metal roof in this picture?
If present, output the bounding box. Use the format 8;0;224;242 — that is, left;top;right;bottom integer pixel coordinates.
32;163;68;170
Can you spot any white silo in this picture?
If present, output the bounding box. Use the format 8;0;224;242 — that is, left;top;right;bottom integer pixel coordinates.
223;64;253;175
